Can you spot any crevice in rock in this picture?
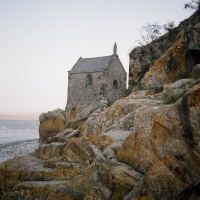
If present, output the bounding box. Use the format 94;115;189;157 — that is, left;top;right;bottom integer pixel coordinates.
13;164;39;191
186;49;200;65
174;182;200;200
167;54;181;72
174;155;184;162
177;95;194;148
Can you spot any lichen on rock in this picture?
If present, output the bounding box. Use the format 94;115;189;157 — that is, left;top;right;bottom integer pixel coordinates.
1;9;200;200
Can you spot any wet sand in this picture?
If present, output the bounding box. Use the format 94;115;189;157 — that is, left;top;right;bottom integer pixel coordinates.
0;140;39;163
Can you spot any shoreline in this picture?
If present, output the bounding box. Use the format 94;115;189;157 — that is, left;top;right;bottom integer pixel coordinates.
0;138;39;146
0;139;39;163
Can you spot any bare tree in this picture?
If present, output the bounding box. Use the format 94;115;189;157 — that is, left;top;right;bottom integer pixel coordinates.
136;21;175;46
163;21;175;33
136;22;163;46
184;0;200;10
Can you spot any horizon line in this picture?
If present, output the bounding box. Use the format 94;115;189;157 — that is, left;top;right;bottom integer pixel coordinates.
0;112;40;120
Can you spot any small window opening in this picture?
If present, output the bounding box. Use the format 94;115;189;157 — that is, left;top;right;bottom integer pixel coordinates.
86;74;92;87
113;80;118;89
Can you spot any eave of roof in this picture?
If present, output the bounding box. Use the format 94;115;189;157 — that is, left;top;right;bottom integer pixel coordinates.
69;55;113;74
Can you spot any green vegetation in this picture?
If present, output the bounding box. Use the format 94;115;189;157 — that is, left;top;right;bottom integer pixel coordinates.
184;0;200;10
99;145;105;151
140;64;151;78
173;71;193;82
193;72;200;79
137;85;155;91
123;86;134;97
72;107;76;111
167;27;180;41
107;101;113;107
163;90;186;104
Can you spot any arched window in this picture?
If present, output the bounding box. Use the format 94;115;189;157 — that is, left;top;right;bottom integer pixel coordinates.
86;74;92;87
113;80;118;89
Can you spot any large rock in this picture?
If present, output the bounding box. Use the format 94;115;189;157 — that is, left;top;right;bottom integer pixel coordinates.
98;159;143;199
1;82;200;199
141;36;186;87
0;156;44;194
82;96;162;136
39;109;67;143
66;95;108;129
83;171;112;200
116;84;200;199
124;160;189;200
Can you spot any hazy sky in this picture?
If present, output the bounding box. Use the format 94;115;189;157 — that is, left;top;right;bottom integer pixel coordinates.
0;0;192;116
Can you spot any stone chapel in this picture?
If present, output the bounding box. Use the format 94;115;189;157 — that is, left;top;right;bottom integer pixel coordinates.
65;43;127;111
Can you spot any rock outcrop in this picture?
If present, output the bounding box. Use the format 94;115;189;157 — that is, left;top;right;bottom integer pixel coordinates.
1;9;200;200
38;96;108;143
1;79;200;199
129;9;200;87
39;109;67;143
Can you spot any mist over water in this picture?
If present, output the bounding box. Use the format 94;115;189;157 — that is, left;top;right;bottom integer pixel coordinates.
0;120;40;163
0;120;39;144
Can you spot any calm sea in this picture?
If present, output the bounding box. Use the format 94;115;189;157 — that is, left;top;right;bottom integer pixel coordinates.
0;119;39;144
0;120;39;163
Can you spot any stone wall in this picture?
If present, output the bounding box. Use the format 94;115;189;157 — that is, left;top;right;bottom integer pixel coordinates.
66;71;104;111
65;56;127;111
106;56;127;102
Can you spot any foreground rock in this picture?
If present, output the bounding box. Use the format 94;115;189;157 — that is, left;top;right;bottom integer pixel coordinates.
0;81;200;199
39;108;67;143
39;96;108;144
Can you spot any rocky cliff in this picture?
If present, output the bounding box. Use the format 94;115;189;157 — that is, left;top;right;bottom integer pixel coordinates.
1;9;200;200
129;9;200;87
0;78;200;199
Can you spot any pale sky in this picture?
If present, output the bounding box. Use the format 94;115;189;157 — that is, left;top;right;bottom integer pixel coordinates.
0;0;192;118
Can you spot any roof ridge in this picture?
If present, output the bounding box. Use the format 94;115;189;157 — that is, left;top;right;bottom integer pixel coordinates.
69;55;114;74
81;55;112;59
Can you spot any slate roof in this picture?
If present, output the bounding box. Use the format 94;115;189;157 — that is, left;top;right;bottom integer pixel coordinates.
70;55;113;74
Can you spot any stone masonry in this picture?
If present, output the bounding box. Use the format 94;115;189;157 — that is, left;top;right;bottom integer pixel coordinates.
65;43;127;111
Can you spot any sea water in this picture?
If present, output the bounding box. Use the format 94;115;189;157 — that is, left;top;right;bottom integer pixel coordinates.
0;120;39;163
0;120;39;144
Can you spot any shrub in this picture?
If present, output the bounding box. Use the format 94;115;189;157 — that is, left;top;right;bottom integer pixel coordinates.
173;72;192;82
72;107;76;111
100;145;105;151
123;86;134;97
140;64;151;78
163;90;186;104
107;101;113;107
192;73;200;79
